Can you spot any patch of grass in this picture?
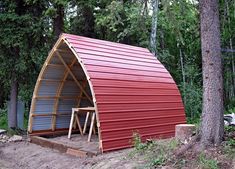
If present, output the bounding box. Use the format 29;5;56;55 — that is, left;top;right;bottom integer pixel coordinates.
150;155;166;166
0;106;27;135
227;138;235;146
225;126;235;132
132;133;148;151
0;108;8;129
198;153;218;169
130;133;180;168
223;141;235;159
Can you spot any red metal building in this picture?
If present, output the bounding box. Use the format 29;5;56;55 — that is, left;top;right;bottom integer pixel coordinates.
28;33;186;152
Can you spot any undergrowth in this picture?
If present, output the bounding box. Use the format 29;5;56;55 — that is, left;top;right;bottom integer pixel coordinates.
130;131;235;169
0;106;27;135
198;153;218;169
130;133;179;168
0;107;7;130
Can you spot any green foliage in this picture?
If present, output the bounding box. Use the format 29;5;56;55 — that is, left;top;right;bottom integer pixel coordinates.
227;138;235;147
225;125;235;132
0;0;234;130
95;1;150;46
198;153;218;169
132;132;148;151
0;107;8;130
223;141;235;159
0;0;50;110
131;132;179;168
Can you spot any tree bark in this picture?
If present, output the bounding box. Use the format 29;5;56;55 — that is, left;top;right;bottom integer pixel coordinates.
8;78;18;128
225;0;235;99
82;5;95;38
53;4;64;39
150;0;159;57
179;47;186;110
199;0;224;148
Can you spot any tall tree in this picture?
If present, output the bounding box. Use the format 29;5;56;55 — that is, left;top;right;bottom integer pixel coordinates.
199;0;224;147
69;0;96;38
0;0;49;128
150;0;159;57
52;2;64;39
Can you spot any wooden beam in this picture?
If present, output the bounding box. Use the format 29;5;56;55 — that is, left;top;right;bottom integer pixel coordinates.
30;136;97;157
32;113;72;117
76;81;87;107
47;64;65;68
47;63;80;68
34;96;87;100
40;79;79;83
88;112;96;142
28;37;64;133
75;115;83;136
83;112;90;134
55;51;93;104
68;109;75;139
52;58;78;131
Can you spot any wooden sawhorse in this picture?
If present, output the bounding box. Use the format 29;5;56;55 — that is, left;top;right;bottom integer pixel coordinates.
68;107;96;142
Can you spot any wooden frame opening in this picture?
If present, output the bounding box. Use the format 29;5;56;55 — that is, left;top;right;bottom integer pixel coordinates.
28;36;101;152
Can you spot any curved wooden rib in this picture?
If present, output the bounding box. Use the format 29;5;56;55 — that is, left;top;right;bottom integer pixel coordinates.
28;36;64;133
62;38;102;151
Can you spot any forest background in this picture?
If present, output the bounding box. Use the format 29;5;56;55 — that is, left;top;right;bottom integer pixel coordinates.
0;0;234;129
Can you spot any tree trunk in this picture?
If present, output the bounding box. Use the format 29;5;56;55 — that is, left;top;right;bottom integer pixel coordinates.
199;0;224;148
53;4;64;39
82;5;95;38
179;47;186;111
8;78;18;128
225;0;235;99
150;0;159;57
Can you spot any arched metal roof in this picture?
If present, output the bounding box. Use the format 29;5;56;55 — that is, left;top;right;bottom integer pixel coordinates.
28;33;186;152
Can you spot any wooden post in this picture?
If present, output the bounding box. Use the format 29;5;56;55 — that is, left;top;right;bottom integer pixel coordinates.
83;112;90;134
75;114;83;136
68;109;75;139
88;112;95;142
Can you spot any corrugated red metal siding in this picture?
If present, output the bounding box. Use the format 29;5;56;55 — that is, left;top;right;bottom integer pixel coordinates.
63;34;186;152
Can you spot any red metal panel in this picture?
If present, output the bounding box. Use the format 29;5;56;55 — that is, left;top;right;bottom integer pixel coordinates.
64;33;149;53
63;34;186;152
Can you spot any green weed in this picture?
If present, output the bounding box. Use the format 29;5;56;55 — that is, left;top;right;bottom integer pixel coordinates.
0;107;8;129
131;132;179;168
198;153;218;169
132;132;148;151
223;140;235;159
225;126;235;132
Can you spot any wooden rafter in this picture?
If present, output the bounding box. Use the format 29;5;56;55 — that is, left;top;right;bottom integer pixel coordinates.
62;38;102;150
34;96;87;100
32;113;72;117
40;79;81;83
51;58;77;131
55;51;93;104
76;80;87;107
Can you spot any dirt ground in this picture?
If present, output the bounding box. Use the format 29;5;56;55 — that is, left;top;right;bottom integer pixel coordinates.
0;141;140;169
1;137;234;169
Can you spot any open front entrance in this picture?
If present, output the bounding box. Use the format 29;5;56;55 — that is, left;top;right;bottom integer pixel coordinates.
28;37;100;155
29;33;186;153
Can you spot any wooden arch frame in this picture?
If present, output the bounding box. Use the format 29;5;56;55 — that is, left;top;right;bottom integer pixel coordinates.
28;35;102;150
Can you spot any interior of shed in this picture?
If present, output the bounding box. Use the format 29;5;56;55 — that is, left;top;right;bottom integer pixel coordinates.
28;38;100;154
